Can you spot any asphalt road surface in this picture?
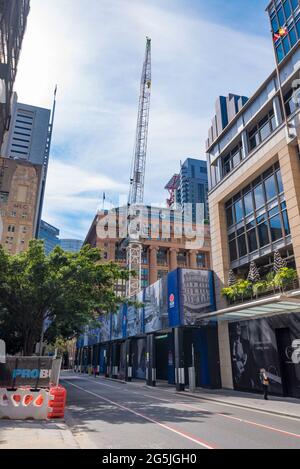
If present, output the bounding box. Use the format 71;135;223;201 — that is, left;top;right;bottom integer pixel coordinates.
62;373;300;449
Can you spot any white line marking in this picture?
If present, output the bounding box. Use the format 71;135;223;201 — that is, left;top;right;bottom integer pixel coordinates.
64;380;216;449
65;375;300;439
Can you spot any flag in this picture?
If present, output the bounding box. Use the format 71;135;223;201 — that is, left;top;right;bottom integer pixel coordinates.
273;27;288;41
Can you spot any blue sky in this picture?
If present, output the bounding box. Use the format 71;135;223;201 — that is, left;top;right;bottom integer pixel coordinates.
14;0;274;239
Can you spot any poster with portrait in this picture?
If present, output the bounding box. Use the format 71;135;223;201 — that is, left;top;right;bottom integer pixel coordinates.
111;306;123;341
229;313;300;397
144;277;168;333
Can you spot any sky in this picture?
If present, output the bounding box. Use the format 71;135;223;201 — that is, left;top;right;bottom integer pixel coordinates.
14;0;275;240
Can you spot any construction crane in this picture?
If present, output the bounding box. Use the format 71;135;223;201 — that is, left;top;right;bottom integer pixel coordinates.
126;37;152;298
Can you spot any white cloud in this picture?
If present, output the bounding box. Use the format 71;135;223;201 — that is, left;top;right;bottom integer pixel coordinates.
14;0;275;237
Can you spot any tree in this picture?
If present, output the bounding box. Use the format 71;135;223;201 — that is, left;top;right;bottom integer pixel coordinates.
0;240;130;355
247;261;260;283
228;269;236;286
273;250;287;273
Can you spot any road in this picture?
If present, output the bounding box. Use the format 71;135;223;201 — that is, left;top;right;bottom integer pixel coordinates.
62;373;300;449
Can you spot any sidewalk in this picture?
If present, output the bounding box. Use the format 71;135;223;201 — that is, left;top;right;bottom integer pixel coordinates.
0;419;79;449
102;375;300;419
182;387;300;419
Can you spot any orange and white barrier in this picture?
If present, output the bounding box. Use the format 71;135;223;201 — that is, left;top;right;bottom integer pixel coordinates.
0;388;52;420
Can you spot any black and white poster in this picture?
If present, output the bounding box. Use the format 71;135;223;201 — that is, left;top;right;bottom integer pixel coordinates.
229;313;300;398
180;269;215;326
144;277;168;333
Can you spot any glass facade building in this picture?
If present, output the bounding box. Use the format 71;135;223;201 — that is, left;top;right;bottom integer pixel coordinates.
225;163;291;268
180;158;209;222
268;0;300;63
60;239;83;253
38;220;60;255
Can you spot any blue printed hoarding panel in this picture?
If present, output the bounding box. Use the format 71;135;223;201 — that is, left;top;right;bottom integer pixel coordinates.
127;292;144;338
167;269;181;327
111;306;124;341
99;314;111;343
179;269;215;326
144;277;169;333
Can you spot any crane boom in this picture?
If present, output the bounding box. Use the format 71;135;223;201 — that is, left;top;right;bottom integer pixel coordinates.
129;37;151;205
125;37;152;299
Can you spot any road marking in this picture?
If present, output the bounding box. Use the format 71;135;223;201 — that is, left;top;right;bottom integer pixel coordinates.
64;380;217;449
64;375;300;440
218;413;300;439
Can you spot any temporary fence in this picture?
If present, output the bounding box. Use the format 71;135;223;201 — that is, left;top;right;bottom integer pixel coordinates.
0;355;66;420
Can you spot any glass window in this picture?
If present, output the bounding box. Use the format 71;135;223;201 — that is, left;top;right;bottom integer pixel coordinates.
232;150;241;168
271;14;279;32
276;43;285;62
283;0;292;20
283;34;291;54
270;215;283;241
234;199;244;223
277;7;285;26
276;170;284;193
244;191;254;215
260;121;271;141
282;210;291;235
229;239;237;261
264;174;277;201
289;27;297;47
291;0;299;11
254;184;265;209
269;205;280;217
237;234;247;257
258;221;270;247
247;229;258;252
226;206;234;227
296;19;300;38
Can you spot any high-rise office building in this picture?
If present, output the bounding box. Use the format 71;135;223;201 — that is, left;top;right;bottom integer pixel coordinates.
0;1;30;147
1;92;56;239
38;219;60;255
60;239;83;253
165;158;209;222
204;0;300;396
268;0;300;63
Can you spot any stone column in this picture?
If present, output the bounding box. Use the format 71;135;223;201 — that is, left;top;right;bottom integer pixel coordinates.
189;250;197;269
218;322;234;389
169;248;178;272
149;246;158;285
278;143;300;279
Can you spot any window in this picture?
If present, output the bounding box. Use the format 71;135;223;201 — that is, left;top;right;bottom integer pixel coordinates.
244;191;254;215
270;215;283;241
283;0;292;20
277;7;285;27
222;143;243;177
248;110;276;151
0;192;9;203
254;184;265;209
276;43;285;62
8;225;15;233
234;198;244;223
226;164;290;265
264;174;277;201
258;221;270;247
247;228;258;252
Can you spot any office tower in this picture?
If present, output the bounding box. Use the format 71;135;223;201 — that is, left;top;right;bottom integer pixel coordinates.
0;1;30;146
38;219;60;255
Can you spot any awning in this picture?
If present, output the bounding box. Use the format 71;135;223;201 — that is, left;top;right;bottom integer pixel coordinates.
201;290;300;323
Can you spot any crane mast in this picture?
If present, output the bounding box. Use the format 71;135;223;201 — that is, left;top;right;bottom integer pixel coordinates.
126;37;152;298
129;37;151;205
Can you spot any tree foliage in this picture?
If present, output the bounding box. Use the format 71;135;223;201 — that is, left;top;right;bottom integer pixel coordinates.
0;240;130;355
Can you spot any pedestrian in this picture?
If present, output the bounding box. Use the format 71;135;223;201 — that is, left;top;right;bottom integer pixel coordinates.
260;368;270;400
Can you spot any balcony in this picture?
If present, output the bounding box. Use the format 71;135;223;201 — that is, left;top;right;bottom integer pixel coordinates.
222;269;299;306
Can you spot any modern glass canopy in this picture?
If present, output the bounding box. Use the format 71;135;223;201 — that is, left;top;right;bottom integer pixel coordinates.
201;291;300;322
